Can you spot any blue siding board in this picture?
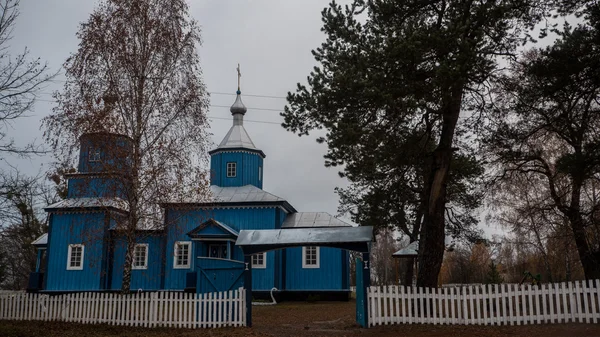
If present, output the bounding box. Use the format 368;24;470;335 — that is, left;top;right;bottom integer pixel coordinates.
163;207;277;291
45;212;107;291
284;246;343;291
67;176;126;199
210;152;263;189
109;234;163;291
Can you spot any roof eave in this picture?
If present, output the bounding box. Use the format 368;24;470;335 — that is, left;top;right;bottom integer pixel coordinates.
208;147;266;159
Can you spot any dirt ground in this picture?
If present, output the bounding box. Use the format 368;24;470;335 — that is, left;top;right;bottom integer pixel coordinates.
1;300;600;337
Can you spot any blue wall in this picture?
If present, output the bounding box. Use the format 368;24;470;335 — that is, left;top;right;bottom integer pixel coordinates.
78;134;132;174
67;176;127;199
284;246;346;291
210;152;263;188
45;212;108;291
109;234;164;291
163;207;277;290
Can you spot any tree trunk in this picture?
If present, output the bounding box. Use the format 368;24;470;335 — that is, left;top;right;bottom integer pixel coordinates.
417;84;463;288
568;176;600;280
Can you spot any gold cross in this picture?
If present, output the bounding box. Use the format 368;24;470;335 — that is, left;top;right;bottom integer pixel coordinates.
237;63;241;91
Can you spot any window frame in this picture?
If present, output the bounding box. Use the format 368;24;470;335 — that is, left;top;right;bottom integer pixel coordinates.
173;241;192;269
226;162;237;178
258;166;262;181
132;243;149;270
66;244;85;271
252;252;267;269
88;147;101;162
302;246;320;269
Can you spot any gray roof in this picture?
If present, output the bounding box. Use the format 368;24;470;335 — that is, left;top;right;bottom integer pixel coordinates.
210;91;265;158
235;226;374;254
393;241;419;258
45;197;129;212
217;124;258;151
210;185;285;203
32;233;48;247
282;212;352;228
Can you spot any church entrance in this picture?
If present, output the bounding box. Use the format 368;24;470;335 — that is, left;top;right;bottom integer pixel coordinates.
235;226;373;328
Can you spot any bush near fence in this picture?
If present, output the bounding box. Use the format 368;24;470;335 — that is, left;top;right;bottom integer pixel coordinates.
368;280;600;327
0;288;246;328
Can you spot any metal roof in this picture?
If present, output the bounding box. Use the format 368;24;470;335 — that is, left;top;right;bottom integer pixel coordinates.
32;233;48;247
235;226;374;254
393;241;419;258
163;185;297;213
187;219;239;238
282;212;352;228
45;197;129;212
211;185;285;203
209;91;265;158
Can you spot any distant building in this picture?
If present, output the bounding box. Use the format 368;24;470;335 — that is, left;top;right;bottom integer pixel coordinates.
30;88;351;300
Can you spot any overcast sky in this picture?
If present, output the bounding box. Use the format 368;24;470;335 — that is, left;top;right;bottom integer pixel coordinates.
2;0;524;238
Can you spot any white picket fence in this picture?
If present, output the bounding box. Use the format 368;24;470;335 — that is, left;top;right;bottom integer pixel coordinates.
0;288;246;328
368;280;600;327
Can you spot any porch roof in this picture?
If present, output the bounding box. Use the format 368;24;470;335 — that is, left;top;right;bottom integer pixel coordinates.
235;226;373;254
187;219;239;239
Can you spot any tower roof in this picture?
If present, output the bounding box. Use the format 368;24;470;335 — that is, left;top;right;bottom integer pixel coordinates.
209;88;265;158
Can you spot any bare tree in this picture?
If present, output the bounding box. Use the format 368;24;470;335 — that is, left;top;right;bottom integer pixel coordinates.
43;0;211;292
0;0;56;158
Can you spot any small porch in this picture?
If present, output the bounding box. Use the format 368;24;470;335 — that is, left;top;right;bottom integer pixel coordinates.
185;219;245;293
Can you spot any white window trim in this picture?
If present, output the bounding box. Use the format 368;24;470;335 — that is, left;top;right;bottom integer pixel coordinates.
252;252;267;269
88;147;101;162
226;162;236;178
173;241;192;269
67;244;85;271
132;243;149;270
302;246;320;269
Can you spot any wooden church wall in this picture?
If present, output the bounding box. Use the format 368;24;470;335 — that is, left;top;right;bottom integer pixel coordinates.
162;207;278;290
210;152;263;189
284;246;346;291
109;233;164;291
45;212;108;291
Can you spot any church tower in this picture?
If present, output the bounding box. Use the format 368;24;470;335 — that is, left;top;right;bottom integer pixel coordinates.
209;67;265;189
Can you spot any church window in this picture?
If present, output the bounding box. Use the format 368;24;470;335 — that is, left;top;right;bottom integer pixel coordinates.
227;162;236;177
132;244;148;270
67;244;84;270
259;166;262;181
302;246;320;268
252;252;266;269
88;147;101;162
174;241;191;269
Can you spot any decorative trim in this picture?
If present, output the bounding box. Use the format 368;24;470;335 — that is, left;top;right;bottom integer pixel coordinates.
67;244;85;271
132;243;149;270
173;241;192;269
252;252;267;269
302;246;320;269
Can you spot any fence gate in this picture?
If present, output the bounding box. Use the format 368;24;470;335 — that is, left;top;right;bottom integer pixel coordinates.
196;258;245;293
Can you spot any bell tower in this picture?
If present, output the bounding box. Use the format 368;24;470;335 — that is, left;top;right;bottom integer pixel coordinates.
209;65;265;188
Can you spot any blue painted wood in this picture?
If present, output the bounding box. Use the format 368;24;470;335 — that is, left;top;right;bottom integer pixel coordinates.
244;254;252;327
356;258;366;327
195;257;244;293
284;246;345;290
163;207;277;290
67;176;127;199
210;152;263;188
44;212;107;291
109;234;163;291
78;133;132;174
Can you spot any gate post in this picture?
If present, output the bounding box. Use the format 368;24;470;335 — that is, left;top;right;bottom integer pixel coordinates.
355;252;371;328
244;254;253;327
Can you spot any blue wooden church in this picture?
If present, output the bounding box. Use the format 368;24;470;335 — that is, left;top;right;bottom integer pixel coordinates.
30;88;352;300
